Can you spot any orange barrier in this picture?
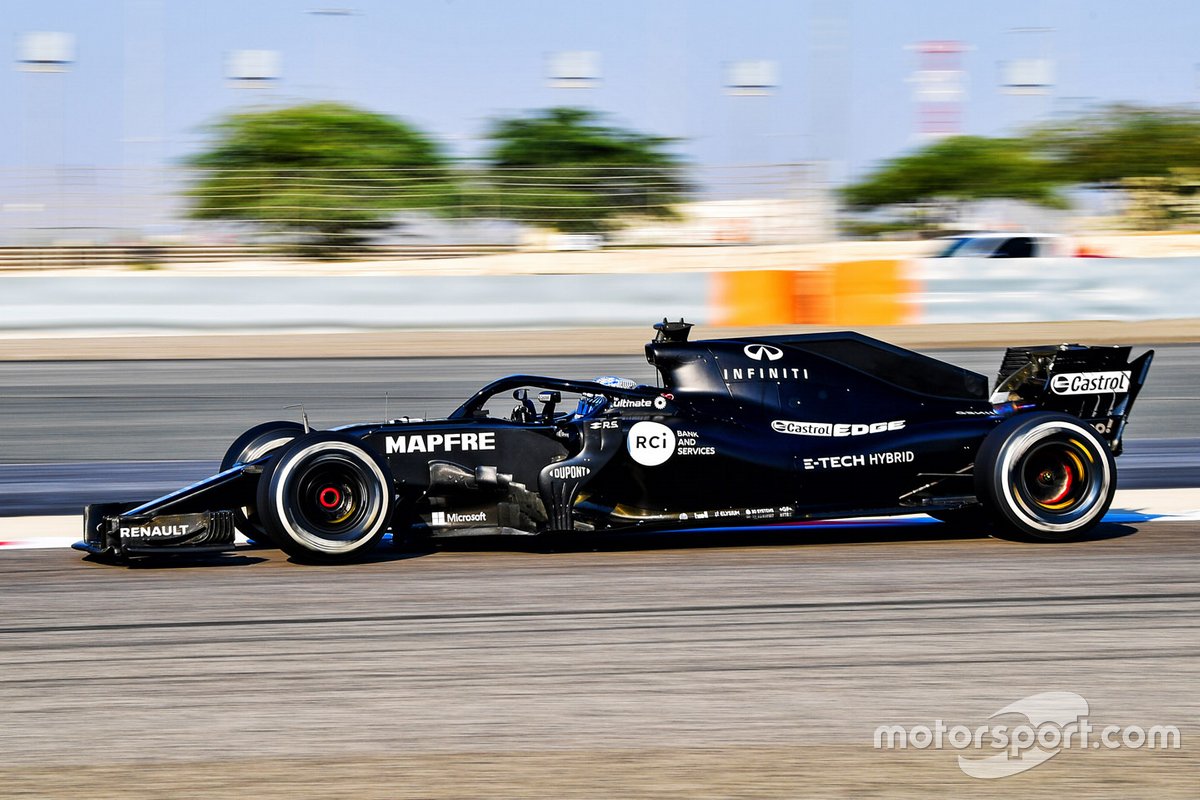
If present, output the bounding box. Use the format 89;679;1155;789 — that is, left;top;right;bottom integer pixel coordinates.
710;269;796;326
712;260;914;326
792;269;834;324
827;259;915;326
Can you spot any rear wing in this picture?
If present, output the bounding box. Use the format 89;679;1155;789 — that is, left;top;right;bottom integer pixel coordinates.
992;344;1153;455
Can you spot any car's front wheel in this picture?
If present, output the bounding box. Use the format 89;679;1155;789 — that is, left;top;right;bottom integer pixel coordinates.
221;420;306;545
975;412;1116;541
257;432;394;563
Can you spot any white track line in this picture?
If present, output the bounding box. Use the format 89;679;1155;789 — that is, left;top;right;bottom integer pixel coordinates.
1;488;1198;552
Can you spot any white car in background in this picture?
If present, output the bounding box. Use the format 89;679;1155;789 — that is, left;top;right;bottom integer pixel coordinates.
932;232;1075;259
913;231;1119;324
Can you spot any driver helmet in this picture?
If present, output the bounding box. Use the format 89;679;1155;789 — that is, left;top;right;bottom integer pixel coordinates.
575;375;638;417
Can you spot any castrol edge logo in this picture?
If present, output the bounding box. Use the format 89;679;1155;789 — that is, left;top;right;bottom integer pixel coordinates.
1050;371;1130;396
771;419;905;437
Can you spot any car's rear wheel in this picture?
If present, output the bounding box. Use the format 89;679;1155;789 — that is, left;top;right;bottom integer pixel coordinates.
975;412;1115;541
257;432;394;563
221;420;306;545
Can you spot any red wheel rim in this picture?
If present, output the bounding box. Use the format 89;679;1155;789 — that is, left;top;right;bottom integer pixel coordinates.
318;486;342;509
1021;442;1088;512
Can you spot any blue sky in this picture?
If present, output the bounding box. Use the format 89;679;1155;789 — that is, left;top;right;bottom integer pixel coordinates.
3;0;1200;179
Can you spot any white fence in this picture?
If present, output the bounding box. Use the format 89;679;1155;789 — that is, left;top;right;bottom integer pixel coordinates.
0;164;831;251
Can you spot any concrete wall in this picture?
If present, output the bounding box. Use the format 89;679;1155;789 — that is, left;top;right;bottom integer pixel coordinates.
715;257;1200;327
0;256;1195;335
0;273;711;333
911;257;1200;323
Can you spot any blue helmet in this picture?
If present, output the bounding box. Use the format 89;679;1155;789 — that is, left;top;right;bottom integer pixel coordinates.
574;375;638;417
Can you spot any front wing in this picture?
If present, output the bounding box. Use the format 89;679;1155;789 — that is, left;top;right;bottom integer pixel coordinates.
72;463;254;559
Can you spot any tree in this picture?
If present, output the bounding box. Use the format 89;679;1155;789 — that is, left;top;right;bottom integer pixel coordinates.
186;102;460;250
480;107;689;233
841;136;1066;211
1116;169;1200;230
839;105;1200;234
1031;104;1200;186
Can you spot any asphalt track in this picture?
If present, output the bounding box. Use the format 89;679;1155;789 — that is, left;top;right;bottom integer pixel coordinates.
0;522;1195;797
0;345;1197;796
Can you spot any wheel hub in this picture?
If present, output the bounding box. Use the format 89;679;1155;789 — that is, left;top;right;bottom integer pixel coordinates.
1020;441;1088;512
293;458;371;534
318;486;342;509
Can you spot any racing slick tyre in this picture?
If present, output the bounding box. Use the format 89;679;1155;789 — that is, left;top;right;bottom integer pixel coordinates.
257;432;394;563
974;412;1116;541
220;420;306;545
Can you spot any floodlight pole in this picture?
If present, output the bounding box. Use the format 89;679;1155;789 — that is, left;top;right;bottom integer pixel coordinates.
17;32;74;167
1001;27;1055;132
306;8;358;99
723;60;779;166
226;50;282;94
546;50;601;112
16;32;75;244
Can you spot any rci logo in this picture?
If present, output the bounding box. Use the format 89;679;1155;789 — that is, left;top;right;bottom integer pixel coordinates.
743;344;784;362
626;421;676;466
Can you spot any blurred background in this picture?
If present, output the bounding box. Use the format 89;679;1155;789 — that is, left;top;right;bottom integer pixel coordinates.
4;1;1200;331
3;1;1200;255
1;2;1197;336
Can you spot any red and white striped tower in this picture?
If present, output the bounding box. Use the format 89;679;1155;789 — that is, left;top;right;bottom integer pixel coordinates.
908;40;968;139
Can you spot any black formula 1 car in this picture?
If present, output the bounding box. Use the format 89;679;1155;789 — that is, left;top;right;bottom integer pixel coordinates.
75;320;1153;564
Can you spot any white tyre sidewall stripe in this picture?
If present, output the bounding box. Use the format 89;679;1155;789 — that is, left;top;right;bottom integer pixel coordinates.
997;421;1112;533
272;441;388;555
